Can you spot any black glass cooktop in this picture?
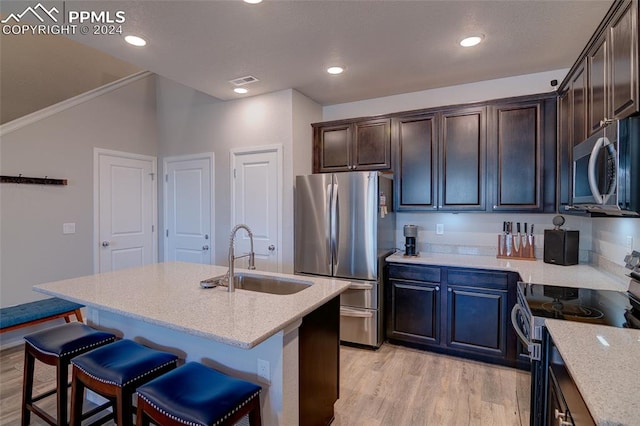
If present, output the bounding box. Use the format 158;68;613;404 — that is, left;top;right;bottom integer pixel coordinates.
519;283;640;329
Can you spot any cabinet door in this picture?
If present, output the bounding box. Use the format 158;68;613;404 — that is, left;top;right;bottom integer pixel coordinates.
558;91;573;209
388;280;440;345
571;59;588;146
394;114;437;210
490;102;543;211
315;124;351;172
610;0;638;119
446;285;507;358
439;107;486;211
353;119;391;170
588;35;608;135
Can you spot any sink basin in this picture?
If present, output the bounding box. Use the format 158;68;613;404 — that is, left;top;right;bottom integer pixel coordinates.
200;273;312;295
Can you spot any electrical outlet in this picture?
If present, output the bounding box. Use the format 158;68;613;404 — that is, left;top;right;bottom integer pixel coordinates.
436;224;444;235
257;358;270;384
627;236;634;253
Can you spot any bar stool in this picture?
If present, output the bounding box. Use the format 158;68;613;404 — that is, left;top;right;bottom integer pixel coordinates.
136;362;262;426
22;322;116;426
69;339;178;426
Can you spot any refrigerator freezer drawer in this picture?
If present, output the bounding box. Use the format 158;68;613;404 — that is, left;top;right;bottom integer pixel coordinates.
340;280;379;309
340;307;381;347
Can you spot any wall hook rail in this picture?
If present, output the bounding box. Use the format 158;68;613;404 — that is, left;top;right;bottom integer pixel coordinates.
0;175;67;185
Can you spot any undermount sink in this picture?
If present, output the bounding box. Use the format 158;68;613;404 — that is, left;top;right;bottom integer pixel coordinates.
200;273;312;295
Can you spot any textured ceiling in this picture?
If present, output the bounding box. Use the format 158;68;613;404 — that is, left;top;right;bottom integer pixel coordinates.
1;0;614;113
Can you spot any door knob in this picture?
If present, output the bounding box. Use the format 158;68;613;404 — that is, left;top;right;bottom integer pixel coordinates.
268;245;276;251
101;241;110;247
202;245;209;251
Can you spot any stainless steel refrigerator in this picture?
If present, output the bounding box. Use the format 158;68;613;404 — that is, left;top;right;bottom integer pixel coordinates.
294;171;395;347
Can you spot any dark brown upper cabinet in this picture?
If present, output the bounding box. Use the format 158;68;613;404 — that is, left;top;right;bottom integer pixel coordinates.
488;98;556;213
609;0;638;120
313;118;391;173
557;91;573;209
571;59;589;146
394;114;438;210
439;107;487;211
393;107;486;212
562;0;638;141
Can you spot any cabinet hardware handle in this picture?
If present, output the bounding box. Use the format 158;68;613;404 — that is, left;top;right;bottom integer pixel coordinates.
599;118;614;127
268;245;276;251
433;205;438;209
435;286;440;291
101;241;110;247
202;245;209;251
448;288;452;292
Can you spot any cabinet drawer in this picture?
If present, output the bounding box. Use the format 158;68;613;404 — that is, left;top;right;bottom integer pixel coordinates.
447;268;508;290
388;264;441;283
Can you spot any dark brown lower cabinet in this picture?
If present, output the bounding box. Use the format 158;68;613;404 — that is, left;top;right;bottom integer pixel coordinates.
386;263;523;368
446;285;507;358
299;296;339;426
388;280;440;345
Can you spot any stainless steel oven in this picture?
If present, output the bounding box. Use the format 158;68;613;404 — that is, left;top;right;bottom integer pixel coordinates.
512;278;640;426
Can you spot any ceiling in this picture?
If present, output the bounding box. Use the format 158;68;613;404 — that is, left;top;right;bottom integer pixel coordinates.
2;0;614;109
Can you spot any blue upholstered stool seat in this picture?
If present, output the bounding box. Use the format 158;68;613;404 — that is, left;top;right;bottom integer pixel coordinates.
24;322;115;358
136;362;262;426
21;322;116;426
70;339;178;426
72;339;178;387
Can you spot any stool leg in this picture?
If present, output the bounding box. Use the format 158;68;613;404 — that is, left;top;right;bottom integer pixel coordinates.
115;388;134;426
57;358;69;426
69;367;85;426
21;349;35;426
135;399;150;426
248;396;262;426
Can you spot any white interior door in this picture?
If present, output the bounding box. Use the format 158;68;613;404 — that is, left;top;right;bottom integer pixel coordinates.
164;154;214;264
95;149;157;273
231;146;282;272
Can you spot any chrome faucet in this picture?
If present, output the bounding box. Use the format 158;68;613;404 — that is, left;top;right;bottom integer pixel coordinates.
227;224;256;292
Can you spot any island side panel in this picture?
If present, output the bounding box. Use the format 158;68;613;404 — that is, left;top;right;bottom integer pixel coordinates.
90;307;296;426
299;296;340;425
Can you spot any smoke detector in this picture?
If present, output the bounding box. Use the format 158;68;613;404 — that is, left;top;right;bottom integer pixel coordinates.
229;75;260;86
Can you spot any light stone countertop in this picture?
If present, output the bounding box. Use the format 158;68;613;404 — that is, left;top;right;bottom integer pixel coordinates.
545;320;640;426
34;262;351;349
386;252;628;291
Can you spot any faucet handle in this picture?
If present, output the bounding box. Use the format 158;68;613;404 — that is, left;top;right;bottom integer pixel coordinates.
248;252;256;270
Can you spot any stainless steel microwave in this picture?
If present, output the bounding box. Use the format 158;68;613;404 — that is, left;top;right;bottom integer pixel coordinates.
572;116;640;216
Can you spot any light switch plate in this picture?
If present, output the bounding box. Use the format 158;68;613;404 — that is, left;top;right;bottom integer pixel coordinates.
63;223;76;234
257;358;270;384
436;224;444;235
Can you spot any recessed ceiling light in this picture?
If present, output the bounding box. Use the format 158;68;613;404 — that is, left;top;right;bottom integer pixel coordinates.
327;66;344;75
459;35;484;48
124;35;146;47
234;87;249;94
244;0;263;4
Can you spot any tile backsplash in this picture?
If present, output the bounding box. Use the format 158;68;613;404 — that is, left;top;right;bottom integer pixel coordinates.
395;212;593;262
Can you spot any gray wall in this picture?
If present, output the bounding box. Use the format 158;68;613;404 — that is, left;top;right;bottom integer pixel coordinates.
0;74;158;308
155;77;321;271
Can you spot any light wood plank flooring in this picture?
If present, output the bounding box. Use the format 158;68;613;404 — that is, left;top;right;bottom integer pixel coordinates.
0;342;529;425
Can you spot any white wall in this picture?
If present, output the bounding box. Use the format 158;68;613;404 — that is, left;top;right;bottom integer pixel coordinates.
0;74;158;308
156;77;321;271
591;217;640;270
322;69;568;121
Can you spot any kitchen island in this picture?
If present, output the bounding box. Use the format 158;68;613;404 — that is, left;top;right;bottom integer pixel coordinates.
34;261;351;426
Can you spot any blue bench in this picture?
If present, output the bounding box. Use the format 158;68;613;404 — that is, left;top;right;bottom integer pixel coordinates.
0;297;84;333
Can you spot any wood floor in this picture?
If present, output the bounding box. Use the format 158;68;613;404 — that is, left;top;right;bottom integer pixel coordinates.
0;342;529;425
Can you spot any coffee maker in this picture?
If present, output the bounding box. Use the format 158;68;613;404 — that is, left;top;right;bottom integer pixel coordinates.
404;225;418;256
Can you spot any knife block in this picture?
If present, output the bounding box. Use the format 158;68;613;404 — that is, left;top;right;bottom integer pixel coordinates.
496;234;536;261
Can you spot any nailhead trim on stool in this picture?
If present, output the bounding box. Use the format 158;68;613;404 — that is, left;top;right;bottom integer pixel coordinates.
69;339;178;426
135;362;262;426
21;322;116;426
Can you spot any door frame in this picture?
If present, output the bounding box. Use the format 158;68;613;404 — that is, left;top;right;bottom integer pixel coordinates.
93;148;158;273
162;152;216;264
230;144;283;272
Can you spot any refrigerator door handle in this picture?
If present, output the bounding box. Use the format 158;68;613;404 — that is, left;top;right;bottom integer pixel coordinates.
326;183;333;272
331;181;339;270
